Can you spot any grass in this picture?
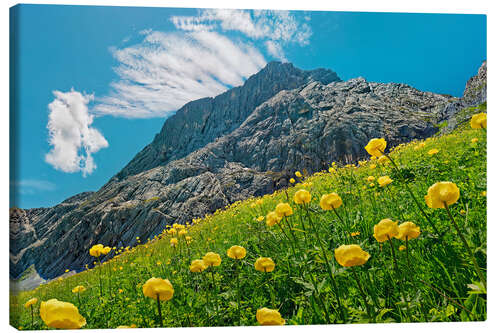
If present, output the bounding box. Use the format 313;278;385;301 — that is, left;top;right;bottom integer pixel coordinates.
10;123;486;329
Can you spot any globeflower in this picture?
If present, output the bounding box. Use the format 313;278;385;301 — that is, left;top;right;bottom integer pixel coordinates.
142;278;174;301
178;229;187;237
189;259;207;273
377;176;393;187
170;238;178;247
72;285;86;293
425;181;460;208
289;178;296;184
366;176;375;182
397;221;421;240
266;211;282;226
334;244;370;267
254;257;276;272
256;308;285;325
227;245;247;259
320;192;342;210
378;155;389;164
24;298;38;309
257;216;265;222
293;189;311;204
89;244;104;257
203;252;222;267
295;171;302;178
373;219;399;242
275;203;293;217
40;299;86;329
102;246;111;255
427;149;439;156
470;113;487;129
365;138;387;157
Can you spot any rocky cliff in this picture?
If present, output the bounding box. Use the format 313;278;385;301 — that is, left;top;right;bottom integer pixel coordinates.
10;61;486;281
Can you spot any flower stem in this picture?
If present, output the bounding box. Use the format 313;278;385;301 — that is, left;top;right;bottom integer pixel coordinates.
30;305;34;329
156;294;163;327
387;236;399;273
444;203;486;289
306;206;346;323
378;148;440;236
352;268;373;321
236;261;241;326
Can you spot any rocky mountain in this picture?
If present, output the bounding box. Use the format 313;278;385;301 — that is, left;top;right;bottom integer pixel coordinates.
10;61;486;281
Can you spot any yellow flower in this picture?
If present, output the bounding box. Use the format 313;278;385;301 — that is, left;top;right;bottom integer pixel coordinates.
289;178;296;184
275;203;293;217
481;191;487;197
256;199;264;205
399;245;406;251
425;182;460;208
396;221;421;240
117;324;137;328
257;216;265;222
365;138;387;157
189;259;207;273
295;171;302;178
377;176;393;187
254;257;275;272
178;229;187;237
319;192;342;210
167;228;177;235
185;236;193;244
170;238;178;247
266;211;282;226
293;189;311;204
142;277;174;301
227;245;247;259
366;176;375;182
40;299;86;329
471;138;479;143
71;285;86;294
470;113;487;129
369;164;376;169
369;183;375;187
89;244;104;257
102;246;111;255
203;252;222;267
350;231;360;237
256;308;285;325
334;244;370;267
24;298;38;308
373;218;399;242
427;148;439;156
378;155;389;164
328;167;336;173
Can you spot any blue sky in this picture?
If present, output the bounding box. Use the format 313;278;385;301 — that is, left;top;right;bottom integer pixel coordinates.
10;5;486;208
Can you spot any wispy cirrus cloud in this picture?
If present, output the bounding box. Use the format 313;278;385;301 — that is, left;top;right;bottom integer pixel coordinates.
12;179;56;195
93;8;312;119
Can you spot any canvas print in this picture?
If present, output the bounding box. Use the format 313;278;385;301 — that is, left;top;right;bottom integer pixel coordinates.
9;4;487;329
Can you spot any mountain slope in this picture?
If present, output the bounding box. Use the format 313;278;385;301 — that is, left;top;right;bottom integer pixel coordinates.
10;61;486;280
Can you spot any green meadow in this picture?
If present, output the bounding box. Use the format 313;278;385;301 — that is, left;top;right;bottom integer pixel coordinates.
10;118;487;329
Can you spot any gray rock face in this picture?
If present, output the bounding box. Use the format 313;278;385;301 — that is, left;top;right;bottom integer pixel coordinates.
10;61;486;281
113;62;341;181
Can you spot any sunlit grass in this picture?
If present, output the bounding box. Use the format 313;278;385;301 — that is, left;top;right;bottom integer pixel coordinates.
10;123;486;329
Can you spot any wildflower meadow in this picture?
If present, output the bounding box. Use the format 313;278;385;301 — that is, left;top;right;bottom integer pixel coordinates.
10;113;487;329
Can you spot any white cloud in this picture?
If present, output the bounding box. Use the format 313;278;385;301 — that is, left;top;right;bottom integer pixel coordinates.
12;179;56;195
265;40;287;61
94;9;312;118
45;90;108;176
172;9;312;46
94;30;266;118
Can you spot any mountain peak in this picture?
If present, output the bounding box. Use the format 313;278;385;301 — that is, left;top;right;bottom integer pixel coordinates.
112;62;341;181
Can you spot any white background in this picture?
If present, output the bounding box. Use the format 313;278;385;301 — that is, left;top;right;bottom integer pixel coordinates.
1;0;497;332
